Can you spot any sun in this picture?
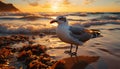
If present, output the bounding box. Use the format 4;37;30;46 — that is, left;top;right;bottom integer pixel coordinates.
50;0;62;12
51;5;59;12
51;3;60;12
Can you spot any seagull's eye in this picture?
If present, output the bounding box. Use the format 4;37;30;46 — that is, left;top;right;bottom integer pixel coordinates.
59;17;66;22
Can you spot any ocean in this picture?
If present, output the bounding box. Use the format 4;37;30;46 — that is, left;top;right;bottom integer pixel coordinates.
0;12;120;69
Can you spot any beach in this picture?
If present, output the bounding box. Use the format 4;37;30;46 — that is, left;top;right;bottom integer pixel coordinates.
0;12;120;69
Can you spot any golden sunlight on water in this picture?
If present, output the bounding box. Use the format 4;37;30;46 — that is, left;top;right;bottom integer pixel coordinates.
51;16;57;19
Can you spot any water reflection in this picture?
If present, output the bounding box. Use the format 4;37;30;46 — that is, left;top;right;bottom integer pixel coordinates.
57;56;100;69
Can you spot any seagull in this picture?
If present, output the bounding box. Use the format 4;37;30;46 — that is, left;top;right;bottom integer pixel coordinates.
50;16;101;55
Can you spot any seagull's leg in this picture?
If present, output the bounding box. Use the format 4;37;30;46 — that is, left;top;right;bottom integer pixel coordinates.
75;45;78;53
72;45;78;55
64;44;73;54
70;44;73;53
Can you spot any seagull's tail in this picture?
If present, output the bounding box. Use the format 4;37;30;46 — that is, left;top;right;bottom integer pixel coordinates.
85;29;102;38
90;29;101;38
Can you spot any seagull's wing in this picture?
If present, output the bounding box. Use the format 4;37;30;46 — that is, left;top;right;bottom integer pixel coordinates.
69;26;91;42
69;26;85;35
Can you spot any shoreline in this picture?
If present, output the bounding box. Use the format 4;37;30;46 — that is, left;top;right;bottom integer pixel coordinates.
0;32;120;69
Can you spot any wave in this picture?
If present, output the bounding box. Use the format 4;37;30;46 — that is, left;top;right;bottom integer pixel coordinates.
0;12;53;21
99;15;120;20
0;12;120;16
0;12;120;21
0;12;120;35
0;20;120;35
0;24;55;35
72;20;120;27
66;12;88;16
0;12;33;16
108;28;120;31
0;15;52;21
20;15;52;21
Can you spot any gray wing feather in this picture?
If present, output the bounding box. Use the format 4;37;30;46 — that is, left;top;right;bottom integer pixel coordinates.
69;26;91;42
69;26;85;35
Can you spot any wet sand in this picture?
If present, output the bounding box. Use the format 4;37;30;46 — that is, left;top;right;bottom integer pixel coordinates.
0;24;120;69
52;56;99;69
0;34;119;69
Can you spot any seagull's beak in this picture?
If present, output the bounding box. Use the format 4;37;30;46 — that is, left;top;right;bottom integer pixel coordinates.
50;20;58;24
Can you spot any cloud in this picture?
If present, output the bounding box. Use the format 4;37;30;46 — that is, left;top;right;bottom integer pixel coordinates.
23;0;72;7
115;0;120;4
51;0;72;7
83;0;96;4
39;3;51;8
0;0;4;1
62;0;71;5
23;0;40;6
29;2;39;6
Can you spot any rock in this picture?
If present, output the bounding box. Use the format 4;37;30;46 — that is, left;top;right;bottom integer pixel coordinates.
27;60;48;69
31;44;47;55
39;33;46;38
0;47;12;64
17;50;32;61
0;1;19;12
28;40;35;45
0;35;30;47
0;36;58;69
0;66;15;69
25;55;38;65
32;36;35;39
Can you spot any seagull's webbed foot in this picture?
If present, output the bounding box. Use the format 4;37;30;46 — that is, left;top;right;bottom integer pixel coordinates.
64;51;77;56
71;52;77;56
70;45;78;56
64;44;73;54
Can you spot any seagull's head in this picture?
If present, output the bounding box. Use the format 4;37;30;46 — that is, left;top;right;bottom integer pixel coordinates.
50;16;68;25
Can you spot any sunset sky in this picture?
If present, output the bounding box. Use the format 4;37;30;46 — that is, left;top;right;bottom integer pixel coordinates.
1;0;120;12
